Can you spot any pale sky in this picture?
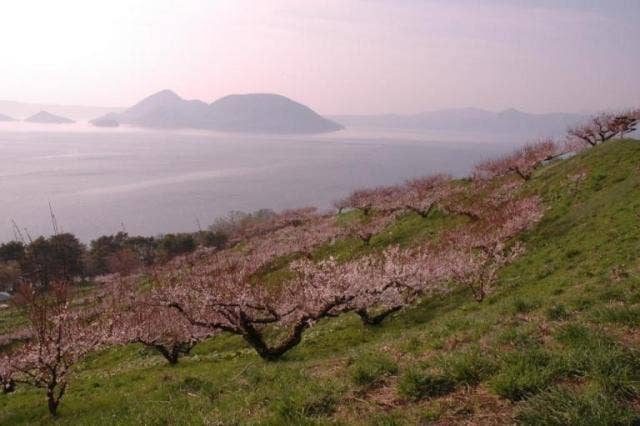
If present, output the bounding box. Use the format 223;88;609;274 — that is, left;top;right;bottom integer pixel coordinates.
0;0;638;115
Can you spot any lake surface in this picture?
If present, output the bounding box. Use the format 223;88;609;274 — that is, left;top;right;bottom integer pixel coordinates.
0;122;528;243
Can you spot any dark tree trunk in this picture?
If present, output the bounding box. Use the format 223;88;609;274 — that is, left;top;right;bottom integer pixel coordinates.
47;398;59;416
170;300;351;362
406;204;433;218
575;134;596;146
356;306;402;325
239;317;309;361
514;169;531;181
46;385;62;416
455;210;481;222
469;285;485;302
48;398;59;416
2;380;15;394
158;346;179;365
361;235;373;245
151;343;194;365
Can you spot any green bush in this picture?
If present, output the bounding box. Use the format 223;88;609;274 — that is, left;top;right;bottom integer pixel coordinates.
196;230;228;249
158;233;197;258
0;241;25;263
23;233;86;287
397;368;455;401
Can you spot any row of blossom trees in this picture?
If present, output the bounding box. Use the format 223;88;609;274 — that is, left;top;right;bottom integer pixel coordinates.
147;176;544;360
1;181;543;415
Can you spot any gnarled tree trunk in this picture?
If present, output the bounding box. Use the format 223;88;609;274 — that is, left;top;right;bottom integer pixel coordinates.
356;306;402;325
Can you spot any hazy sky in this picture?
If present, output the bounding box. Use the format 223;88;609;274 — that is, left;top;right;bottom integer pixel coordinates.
1;0;638;114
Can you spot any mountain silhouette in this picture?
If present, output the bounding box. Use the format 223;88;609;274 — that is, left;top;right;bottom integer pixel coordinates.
92;90;343;134
25;111;75;124
89;114;120;127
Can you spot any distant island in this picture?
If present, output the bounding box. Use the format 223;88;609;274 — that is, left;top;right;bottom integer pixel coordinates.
0;113;16;122
91;90;344;134
0;100;121;121
25;111;75;124
90;115;120;127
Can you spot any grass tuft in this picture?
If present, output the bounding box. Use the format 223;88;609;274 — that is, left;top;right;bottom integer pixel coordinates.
437;347;497;386
592;304;640;327
517;386;640;425
349;352;398;386
269;381;339;423
488;348;563;401
397;368;456;401
546;304;570;321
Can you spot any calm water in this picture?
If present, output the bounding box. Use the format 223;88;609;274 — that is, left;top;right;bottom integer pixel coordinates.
0;122;526;243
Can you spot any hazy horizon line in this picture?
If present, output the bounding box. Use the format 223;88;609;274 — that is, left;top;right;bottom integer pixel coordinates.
0;92;609;117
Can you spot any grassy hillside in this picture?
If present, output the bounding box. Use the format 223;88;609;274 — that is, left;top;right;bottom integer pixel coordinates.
1;139;640;425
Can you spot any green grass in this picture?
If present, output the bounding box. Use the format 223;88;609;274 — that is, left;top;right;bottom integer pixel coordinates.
0;304;26;335
517;386;639;425
488;346;566;401
397;368;456;401
436;346;497;386
348;351;398;386
592;304;640;327
2;139;640;424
